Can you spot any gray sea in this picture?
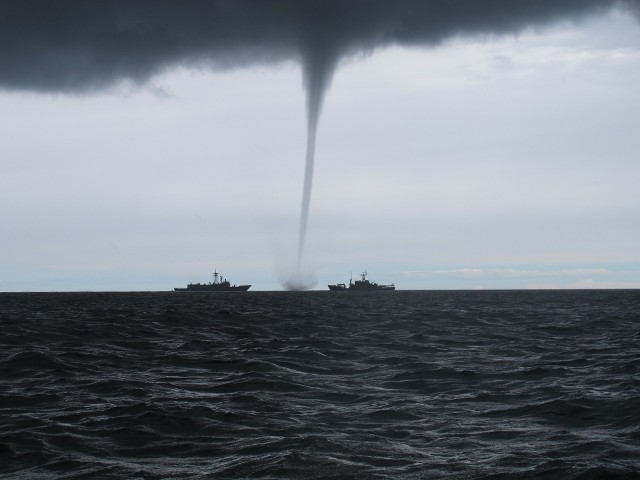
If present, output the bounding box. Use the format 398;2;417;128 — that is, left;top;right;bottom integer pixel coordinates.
1;290;639;479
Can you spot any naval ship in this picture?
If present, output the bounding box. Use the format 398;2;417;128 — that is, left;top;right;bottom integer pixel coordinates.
328;271;395;291
174;270;251;292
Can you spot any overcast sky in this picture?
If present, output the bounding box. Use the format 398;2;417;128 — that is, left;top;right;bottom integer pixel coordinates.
1;1;639;291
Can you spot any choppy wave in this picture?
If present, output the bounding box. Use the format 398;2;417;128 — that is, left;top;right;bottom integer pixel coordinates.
1;290;639;479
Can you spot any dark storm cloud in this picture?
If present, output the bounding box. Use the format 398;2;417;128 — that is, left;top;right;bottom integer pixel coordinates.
0;0;637;93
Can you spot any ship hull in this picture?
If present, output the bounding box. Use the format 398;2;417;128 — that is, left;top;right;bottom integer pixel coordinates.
174;285;251;292
349;285;395;291
328;285;395;291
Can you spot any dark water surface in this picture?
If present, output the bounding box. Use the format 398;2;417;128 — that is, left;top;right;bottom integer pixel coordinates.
1;290;639;479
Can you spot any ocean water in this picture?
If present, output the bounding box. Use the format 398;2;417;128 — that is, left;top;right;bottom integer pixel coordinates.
1;290;639;479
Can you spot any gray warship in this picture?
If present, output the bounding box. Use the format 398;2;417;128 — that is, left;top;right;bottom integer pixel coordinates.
174;270;251;292
328;271;395;291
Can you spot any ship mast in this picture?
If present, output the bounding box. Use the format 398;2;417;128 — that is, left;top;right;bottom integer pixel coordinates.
213;269;220;285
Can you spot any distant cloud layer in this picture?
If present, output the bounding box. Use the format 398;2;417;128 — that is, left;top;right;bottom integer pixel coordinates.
1;0;638;93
